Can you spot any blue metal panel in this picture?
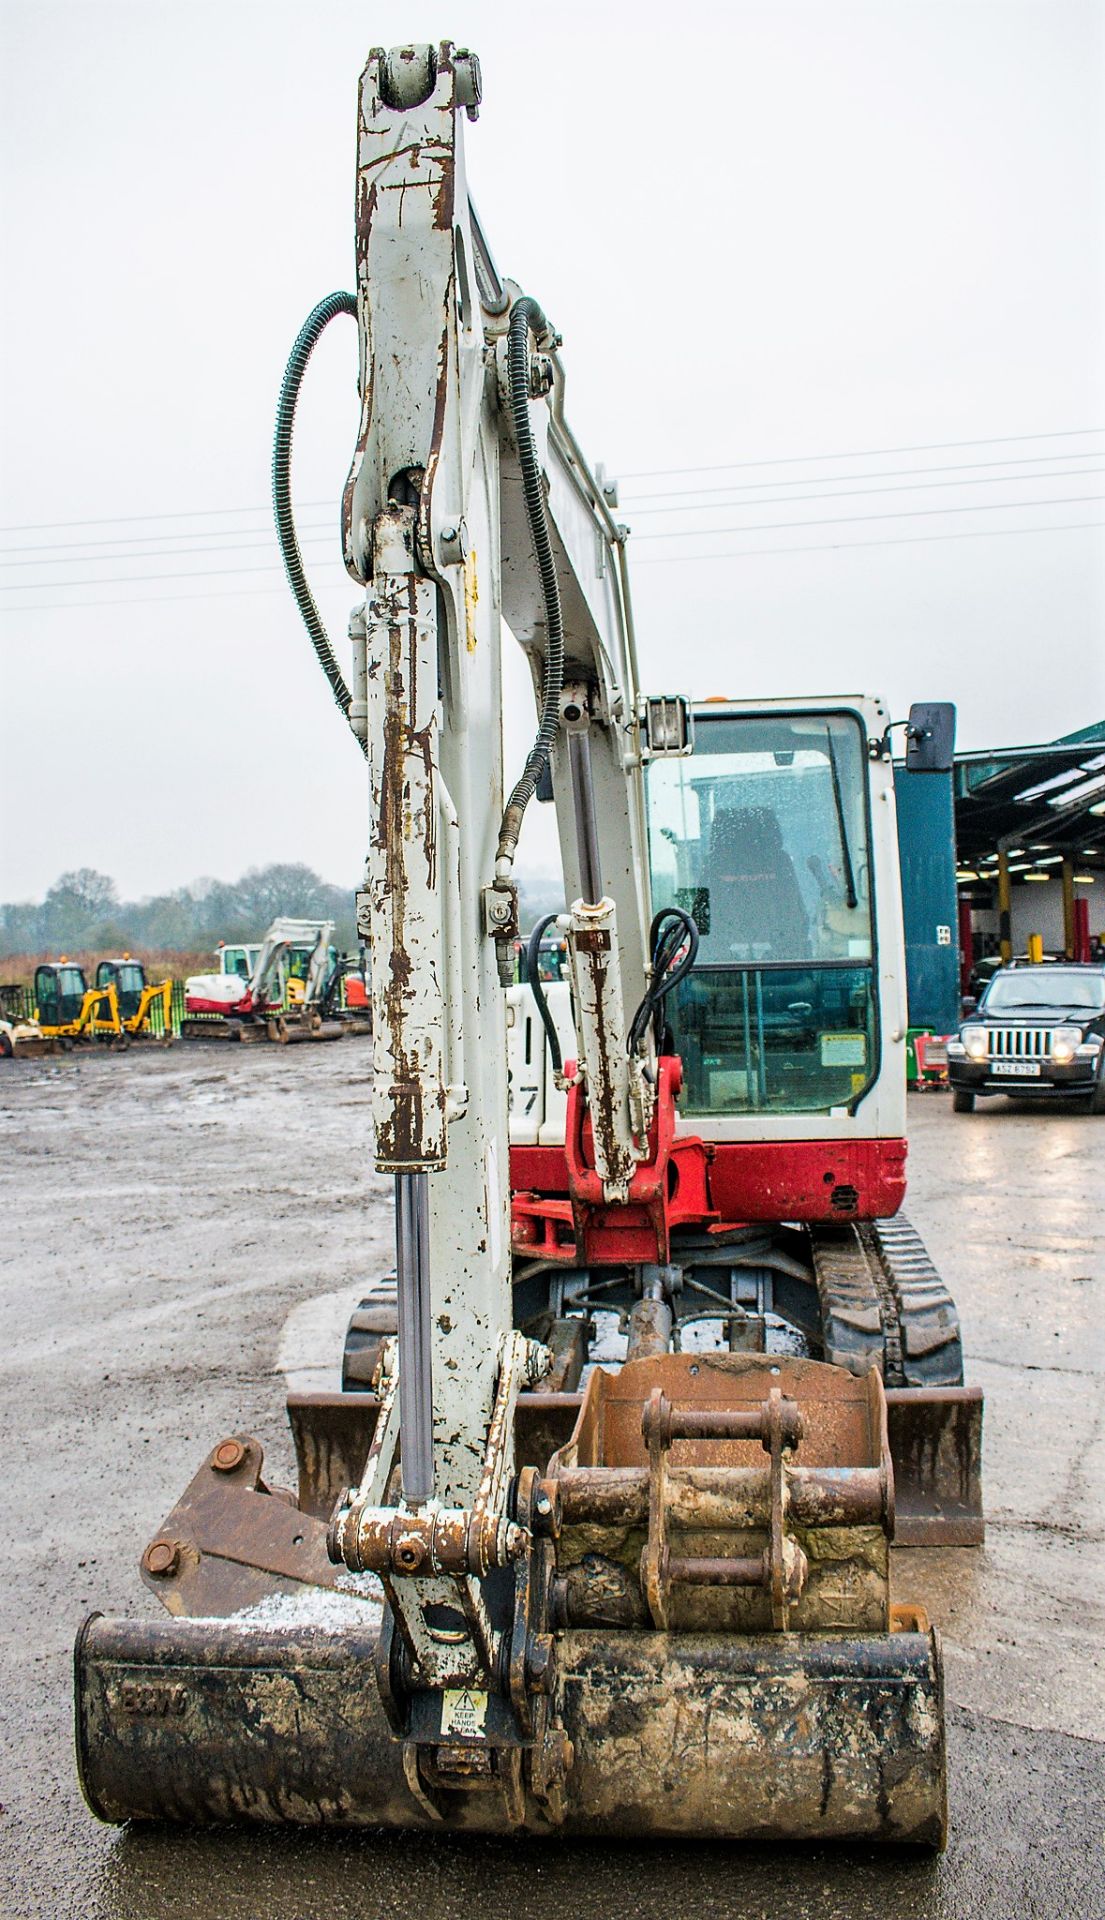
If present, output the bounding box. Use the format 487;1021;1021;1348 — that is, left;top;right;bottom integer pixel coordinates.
894;768;960;1032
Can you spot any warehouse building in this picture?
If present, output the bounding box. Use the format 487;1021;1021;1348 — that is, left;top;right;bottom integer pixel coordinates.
953;721;1105;984
892;721;1105;1040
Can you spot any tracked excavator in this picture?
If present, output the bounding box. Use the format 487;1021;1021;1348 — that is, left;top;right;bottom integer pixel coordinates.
77;41;982;1845
94;958;174;1043
182;917;346;1043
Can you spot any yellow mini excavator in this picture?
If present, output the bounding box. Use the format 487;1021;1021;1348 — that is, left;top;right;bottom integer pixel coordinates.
34;960;122;1047
76;40;981;1846
94;957;174;1044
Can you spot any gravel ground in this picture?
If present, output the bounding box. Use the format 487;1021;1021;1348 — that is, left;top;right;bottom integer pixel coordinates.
0;1043;1101;1918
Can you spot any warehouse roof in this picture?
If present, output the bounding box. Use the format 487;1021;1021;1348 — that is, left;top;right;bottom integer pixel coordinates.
953;721;1105;873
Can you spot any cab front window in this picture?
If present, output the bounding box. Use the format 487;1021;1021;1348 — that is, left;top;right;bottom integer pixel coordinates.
647;712;877;1114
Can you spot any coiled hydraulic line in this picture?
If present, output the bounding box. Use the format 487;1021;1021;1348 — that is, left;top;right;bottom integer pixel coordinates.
272;291;361;744
495;296;565;877
628;907;700;1058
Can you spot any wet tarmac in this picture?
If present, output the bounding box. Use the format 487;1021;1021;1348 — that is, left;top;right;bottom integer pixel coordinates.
0;1045;1101;1918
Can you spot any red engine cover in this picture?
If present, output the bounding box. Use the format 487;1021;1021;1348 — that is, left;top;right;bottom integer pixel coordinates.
509;1134;907;1245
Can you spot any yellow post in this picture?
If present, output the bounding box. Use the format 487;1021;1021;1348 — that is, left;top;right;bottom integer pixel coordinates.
997;847;1012;965
1027;932;1044;964
1061;859;1075;959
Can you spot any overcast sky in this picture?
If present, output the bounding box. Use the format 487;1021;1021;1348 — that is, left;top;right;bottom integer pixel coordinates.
2;0;1103;903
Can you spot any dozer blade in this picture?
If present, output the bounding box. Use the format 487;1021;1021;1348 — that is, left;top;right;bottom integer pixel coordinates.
75;1612;944;1843
886;1385;983;1546
268;1016;347;1044
285;1386;984;1546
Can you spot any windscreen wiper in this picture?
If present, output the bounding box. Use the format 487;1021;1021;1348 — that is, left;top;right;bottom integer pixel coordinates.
825;727;858;909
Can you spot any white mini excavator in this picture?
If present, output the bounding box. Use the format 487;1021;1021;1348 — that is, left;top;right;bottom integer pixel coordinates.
77;41;981;1845
182;916;346;1043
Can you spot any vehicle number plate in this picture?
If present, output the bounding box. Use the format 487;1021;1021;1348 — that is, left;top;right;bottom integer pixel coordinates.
992;1059;1040;1076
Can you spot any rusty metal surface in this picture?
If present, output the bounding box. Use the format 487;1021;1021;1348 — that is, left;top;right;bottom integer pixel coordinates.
333;1503;529;1578
268;1015;347;1045
556;1463;888;1529
287;1381;979;1546
559;1350;885;1474
76;1613;945;1844
543;1316;590;1391
288;1388;585;1519
76;1614;393;1827
554;1626;946;1844
547;1354;894;1636
135;1436;352;1616
887;1386;984;1545
624;1296;673;1362
288;1390;380;1519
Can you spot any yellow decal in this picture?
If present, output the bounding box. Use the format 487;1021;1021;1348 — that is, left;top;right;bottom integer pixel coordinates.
464;547;479;652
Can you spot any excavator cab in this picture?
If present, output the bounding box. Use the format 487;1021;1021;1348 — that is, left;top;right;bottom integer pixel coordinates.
284;940;338;1006
96;958;146;1022
35;962;89;1030
647;704;880;1130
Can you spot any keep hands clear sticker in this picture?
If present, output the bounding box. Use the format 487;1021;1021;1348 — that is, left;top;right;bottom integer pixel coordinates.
440;1687;490;1738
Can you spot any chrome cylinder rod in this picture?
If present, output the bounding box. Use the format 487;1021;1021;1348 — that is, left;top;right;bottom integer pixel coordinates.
395;1172;434;1504
568;726;604;906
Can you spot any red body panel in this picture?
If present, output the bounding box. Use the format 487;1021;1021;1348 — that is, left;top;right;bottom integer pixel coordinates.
704;1137;906;1221
184;994;247;1018
510;1134;907;1247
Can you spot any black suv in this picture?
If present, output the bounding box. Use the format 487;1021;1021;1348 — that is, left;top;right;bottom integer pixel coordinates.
947;963;1105;1112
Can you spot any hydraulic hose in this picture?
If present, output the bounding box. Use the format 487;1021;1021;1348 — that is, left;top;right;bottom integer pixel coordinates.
524;913;564;1074
495;296;565;876
272;292;360;736
627;907;700;1058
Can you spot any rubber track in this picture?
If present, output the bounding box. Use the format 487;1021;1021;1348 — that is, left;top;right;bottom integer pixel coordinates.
809;1215;964;1388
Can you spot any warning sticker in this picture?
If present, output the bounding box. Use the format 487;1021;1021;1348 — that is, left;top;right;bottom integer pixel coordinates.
820;1032;867;1068
439;1688;490;1739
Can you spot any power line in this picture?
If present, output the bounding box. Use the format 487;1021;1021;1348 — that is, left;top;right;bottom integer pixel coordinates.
632;520;1105;565
618;427;1105;482
0;582;309;614
0;516;338;560
0;558;350;592
0;531;338;570
625;468;1105;519
3;428;1102;538
620;448;1105;502
634;494;1105;543
2;519;1100;613
0;498;340;537
6;458;1102;563
6;493;1102;594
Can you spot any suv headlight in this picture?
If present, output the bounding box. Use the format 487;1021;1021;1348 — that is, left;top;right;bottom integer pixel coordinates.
961;1025;989;1062
1050;1025;1083;1065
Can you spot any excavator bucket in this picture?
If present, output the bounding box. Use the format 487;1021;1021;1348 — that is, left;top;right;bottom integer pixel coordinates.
76;1613;943;1841
75;1355;946;1844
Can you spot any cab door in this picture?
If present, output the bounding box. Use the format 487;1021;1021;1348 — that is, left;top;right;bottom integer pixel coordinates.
35;966;61;1027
